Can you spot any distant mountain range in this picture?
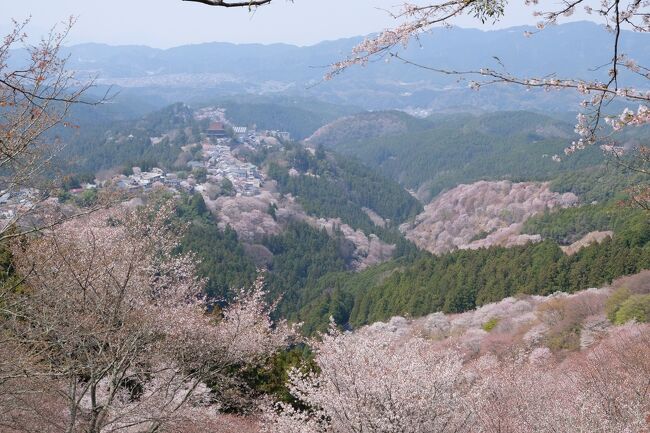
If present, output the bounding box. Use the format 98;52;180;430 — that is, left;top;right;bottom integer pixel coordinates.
43;21;649;112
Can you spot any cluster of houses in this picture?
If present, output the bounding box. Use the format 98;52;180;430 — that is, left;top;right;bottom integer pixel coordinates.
110;167;195;194
197;143;263;196
104;140;265;198
0;188;39;223
0;106;292;222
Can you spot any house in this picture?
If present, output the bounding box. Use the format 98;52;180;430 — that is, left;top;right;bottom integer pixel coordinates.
277;131;291;141
187;161;205;170
206;121;227;138
233;126;247;142
266;130;291;142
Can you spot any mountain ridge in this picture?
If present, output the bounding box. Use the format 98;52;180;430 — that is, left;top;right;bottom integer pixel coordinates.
34;21;649;111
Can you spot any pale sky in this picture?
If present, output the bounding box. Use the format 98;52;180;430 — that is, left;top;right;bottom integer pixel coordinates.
2;1;594;48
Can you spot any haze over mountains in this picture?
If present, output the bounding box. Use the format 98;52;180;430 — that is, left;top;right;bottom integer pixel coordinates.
59;21;650;112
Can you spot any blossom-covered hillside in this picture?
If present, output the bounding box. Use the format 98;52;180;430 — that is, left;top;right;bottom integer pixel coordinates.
401;180;579;254
266;271;650;433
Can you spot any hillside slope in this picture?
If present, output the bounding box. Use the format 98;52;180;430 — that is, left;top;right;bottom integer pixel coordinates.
311;111;605;201
307;110;431;146
401;180;579;255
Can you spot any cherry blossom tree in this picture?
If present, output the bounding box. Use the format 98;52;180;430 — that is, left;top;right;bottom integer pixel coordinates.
265;323;473;433
265;316;650;433
0;200;294;433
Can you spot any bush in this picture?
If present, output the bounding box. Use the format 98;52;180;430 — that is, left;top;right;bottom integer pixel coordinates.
193;167;208;183
74;189;98;208
606;287;632;323
614;294;650;324
536;294;605;353
482;317;500;332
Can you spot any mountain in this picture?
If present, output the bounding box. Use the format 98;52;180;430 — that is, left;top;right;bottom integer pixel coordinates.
213;97;361;140
44;21;650;111
307;110;432;146
310;110;605;201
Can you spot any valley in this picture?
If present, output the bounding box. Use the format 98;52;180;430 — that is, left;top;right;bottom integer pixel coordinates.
14;94;646;336
2;11;649;431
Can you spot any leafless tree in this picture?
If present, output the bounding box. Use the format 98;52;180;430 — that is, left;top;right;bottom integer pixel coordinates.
0;17;106;241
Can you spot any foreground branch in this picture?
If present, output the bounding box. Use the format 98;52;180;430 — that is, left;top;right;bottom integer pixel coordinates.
182;0;272;7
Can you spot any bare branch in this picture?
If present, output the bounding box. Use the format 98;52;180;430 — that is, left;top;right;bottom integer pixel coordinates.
182;0;273;8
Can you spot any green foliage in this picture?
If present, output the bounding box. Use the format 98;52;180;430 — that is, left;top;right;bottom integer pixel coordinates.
193;167;208;183
293;211;650;332
262;221;353;319
239;345;316;408
0;239;15;284
522;201;644;245
289;259;412;334
182;223;257;301
470;0;506;23
614;294;650;324
319;111;604;200
536;298;585;352
220;178;234;196
607;287;633;322
217;97;358;140
482;317;499;332
544;322;582;352
267;149;422;247
56;103;200;175
57;190;72;203
470;230;494;243
60;173;94;191
74;189;98;208
175;193;257;301
550;165;650;203
121;166;134;176
267;202;278;221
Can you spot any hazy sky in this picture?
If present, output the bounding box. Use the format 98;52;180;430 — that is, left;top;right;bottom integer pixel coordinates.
2;1;594;48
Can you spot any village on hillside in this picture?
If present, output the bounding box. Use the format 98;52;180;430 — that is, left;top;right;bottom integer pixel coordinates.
0;106;292;228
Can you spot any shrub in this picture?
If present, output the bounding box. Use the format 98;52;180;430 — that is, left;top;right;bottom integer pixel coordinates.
74;189;98;208
536;294;606;353
606;287;632;323
614;294;650;324
482;317;500;332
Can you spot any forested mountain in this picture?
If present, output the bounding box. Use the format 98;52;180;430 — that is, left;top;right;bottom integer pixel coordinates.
311;110;606;201
215;98;360;140
266;145;423;238
293;203;650;333
307;110;432;146
49;97;362;178
52;22;648;86
54;102;202;177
